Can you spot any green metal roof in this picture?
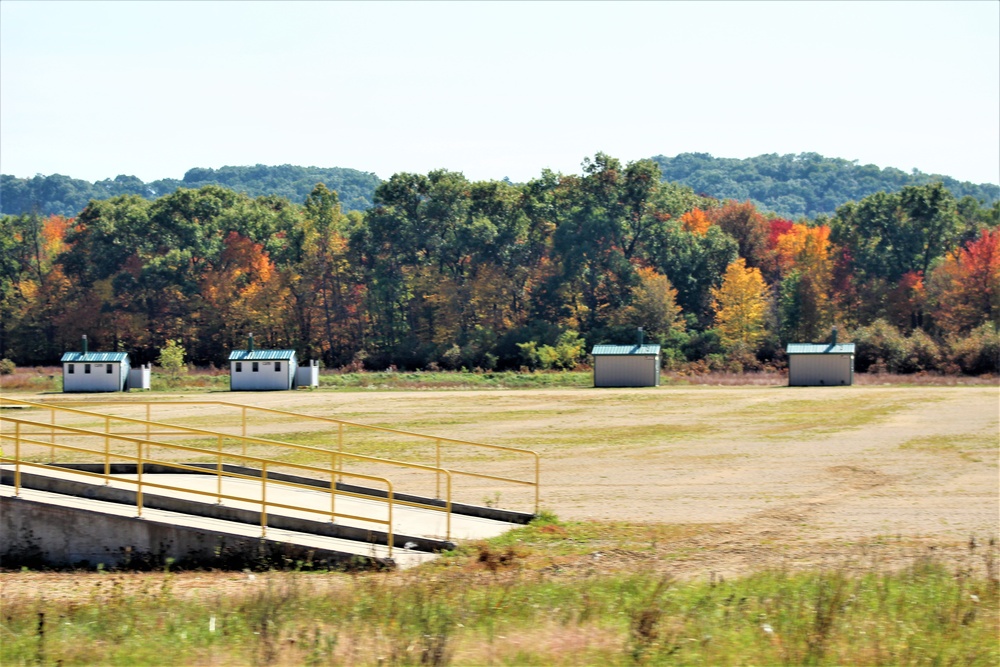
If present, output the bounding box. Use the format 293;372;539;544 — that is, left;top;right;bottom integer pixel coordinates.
786;343;855;355
591;344;661;356
228;349;297;361
61;352;129;362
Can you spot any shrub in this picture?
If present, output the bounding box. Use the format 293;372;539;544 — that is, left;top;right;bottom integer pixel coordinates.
682;328;723;361
900;328;942;373
440;344;463;370
517;330;585;370
852;319;908;373
0;358;14;375
724;344;763;373
948;323;1000;375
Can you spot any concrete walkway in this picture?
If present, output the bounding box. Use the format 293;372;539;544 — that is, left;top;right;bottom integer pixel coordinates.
1;464;521;569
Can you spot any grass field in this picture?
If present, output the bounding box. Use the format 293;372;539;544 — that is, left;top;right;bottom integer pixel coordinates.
1;379;998;665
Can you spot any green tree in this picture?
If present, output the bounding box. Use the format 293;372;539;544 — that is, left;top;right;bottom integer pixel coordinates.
831;183;964;285
157;339;187;379
647;221;738;325
551;154;667;330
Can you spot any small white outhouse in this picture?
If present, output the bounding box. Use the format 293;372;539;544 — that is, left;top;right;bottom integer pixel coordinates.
591;343;662;387
295;360;320;388
61;336;130;392
128;364;151;390
229;349;298;391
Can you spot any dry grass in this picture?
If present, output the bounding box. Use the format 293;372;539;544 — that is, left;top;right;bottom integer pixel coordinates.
1;527;997;666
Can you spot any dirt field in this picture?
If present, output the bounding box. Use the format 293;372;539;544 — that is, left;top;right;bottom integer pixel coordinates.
3;384;999;586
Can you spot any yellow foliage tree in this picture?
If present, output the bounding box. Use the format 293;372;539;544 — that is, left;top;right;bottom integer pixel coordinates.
614;266;684;335
711;258;770;349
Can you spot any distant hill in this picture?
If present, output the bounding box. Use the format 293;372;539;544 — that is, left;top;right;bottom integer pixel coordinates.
0;165;381;217
3;154;997;219
650;152;1000;219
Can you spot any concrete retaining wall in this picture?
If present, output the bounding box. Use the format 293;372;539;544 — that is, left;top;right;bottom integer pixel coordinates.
0;495;387;570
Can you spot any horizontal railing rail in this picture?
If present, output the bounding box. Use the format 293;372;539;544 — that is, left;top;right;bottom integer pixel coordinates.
0;419;399;555
0;398;460;537
3;396;540;512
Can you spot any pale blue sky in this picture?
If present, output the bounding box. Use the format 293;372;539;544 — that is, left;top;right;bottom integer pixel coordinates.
2;1;998;185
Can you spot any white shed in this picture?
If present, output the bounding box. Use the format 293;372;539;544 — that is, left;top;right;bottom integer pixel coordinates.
591;344;662;387
228;348;298;391
786;342;856;386
61;337;130;393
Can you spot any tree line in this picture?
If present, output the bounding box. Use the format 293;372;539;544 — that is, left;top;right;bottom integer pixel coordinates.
1;153;997;374
4;153;997;221
651;153;1000;219
0;165;381;218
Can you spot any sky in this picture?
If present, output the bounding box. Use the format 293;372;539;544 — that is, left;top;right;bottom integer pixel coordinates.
1;1;998;186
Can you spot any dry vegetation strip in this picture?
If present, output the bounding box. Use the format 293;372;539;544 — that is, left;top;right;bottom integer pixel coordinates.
1;527;997;666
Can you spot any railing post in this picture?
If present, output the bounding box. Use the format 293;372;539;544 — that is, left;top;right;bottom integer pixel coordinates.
330;453;336;522
145;403;151;457
104;416;111;481
49;407;56;462
137;441;144;518
242;406;247;439
217;434;224;503
14;422;21;496
387;484;393;558
445;472;452;542
261;462;268;537
337;423;344;482
435;438;441;499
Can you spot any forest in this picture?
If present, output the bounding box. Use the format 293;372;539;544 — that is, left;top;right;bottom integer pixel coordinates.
1;153;998;375
3;153;998;221
0;165;382;217
651;152;1000;219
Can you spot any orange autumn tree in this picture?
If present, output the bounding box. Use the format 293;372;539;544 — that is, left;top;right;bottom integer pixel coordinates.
773;223;835;341
199;231;284;352
6;215;75;358
711;258;770;350
708;201;773;276
927;229;1000;335
680;208;712;235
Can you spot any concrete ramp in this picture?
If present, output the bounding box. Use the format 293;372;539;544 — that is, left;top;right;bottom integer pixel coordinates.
1;398;540;570
1;464;527;570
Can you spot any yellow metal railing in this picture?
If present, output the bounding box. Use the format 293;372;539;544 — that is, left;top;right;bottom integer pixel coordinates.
4;397;541;513
0;417;398;556
0;399;458;540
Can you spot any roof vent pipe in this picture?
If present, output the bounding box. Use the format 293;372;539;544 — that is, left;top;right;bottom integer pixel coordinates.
637;327;644;346
831;326;838;345
82;334;88;354
248;333;254;352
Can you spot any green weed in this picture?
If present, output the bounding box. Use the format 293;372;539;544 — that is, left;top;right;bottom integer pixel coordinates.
3;552;997;666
